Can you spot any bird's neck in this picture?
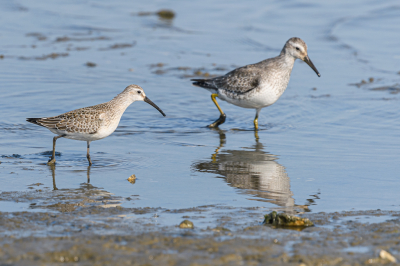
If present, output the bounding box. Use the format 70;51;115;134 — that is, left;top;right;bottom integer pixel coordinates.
108;92;134;114
279;50;296;65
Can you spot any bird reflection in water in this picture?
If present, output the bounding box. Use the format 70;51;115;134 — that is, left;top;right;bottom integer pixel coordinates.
48;164;92;191
193;130;315;213
47;164;122;208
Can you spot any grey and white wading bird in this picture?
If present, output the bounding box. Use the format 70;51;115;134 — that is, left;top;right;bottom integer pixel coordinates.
27;85;166;165
192;37;320;130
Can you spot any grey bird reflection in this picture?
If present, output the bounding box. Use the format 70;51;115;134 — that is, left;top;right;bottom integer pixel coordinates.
193;130;309;213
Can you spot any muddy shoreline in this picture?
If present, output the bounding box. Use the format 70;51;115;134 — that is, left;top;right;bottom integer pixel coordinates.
1;194;399;265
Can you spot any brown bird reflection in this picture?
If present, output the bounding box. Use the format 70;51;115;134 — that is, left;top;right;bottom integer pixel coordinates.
44;164;123;210
49;164;91;190
193;130;310;213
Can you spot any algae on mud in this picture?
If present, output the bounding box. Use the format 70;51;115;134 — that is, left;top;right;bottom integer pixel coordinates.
263;211;314;228
179;219;194;229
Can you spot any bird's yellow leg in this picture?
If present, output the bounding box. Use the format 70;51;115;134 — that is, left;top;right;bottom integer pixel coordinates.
254;110;260;130
254;116;259;130
208;93;226;128
211;145;221;163
254;130;259;141
211;129;226;162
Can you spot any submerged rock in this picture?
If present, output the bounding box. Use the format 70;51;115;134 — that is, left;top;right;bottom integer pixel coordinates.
156;10;175;20
263;211;313;227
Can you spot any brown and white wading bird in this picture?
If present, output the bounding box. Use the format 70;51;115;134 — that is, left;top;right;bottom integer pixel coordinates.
192;37;320;129
27;85;166;165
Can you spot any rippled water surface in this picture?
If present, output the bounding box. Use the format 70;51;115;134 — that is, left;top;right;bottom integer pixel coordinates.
1;0;400;223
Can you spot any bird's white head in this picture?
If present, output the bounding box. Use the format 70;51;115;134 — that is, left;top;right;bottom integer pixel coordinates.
282;37;320;77
122;84;166;116
123;84;147;102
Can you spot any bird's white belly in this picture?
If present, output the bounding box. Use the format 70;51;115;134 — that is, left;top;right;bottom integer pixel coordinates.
48;117;121;142
218;84;285;109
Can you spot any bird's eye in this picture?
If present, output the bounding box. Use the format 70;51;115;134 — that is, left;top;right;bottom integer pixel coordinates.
137;91;141;94
296;47;300;51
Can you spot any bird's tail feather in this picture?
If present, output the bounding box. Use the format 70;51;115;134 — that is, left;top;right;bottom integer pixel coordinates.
191;79;214;89
26;118;41;125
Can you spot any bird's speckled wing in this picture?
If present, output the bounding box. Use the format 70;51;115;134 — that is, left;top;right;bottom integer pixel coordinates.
192;64;263;95
31;104;106;134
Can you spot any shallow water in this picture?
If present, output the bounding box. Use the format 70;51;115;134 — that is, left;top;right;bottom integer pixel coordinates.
1;0;400;229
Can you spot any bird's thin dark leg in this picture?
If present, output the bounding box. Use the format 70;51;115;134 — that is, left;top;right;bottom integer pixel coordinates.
49;164;58;190
87;141;92;166
47;135;65;165
86;165;91;183
208;93;226;128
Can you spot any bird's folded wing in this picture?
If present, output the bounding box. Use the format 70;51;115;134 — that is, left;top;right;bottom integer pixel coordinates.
194;65;261;95
37;108;104;134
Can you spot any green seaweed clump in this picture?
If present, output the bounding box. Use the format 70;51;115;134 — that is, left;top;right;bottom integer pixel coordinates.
263;211;313;227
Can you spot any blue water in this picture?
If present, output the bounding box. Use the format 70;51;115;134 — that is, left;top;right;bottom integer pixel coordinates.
0;0;399;216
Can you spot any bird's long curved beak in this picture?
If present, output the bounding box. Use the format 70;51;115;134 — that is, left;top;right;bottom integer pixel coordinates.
303;55;321;77
144;96;166;117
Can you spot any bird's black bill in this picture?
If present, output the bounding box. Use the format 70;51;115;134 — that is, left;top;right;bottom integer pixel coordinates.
304;56;321;77
144;96;166;117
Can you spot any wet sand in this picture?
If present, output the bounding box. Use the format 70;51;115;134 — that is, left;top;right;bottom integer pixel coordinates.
1;202;400;265
1;184;400;265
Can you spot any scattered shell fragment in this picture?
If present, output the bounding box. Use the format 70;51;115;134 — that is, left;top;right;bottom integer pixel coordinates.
179;220;194;229
263;211;314;227
127;175;136;184
379;250;397;263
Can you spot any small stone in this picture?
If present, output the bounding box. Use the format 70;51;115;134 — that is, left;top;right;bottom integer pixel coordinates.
179;220;194;229
369;77;374;83
86;62;96;67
